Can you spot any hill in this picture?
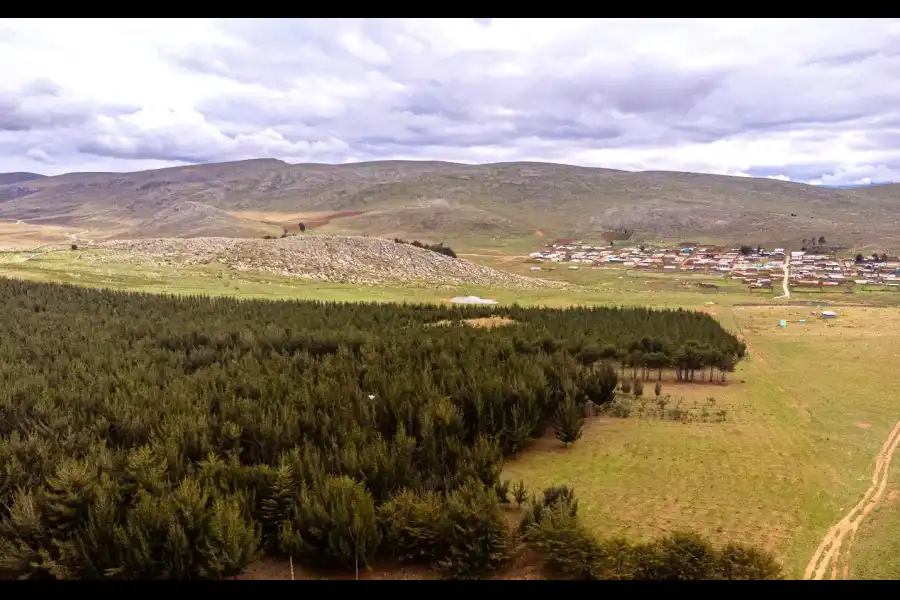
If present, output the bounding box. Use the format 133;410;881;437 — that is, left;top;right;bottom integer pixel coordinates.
0;172;45;185
0;159;897;247
90;235;563;288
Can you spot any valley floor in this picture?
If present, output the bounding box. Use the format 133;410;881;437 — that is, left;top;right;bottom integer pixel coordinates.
1;244;899;580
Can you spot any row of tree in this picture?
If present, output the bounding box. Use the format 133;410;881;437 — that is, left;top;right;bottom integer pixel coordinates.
0;279;749;579
392;238;458;259
855;253;891;263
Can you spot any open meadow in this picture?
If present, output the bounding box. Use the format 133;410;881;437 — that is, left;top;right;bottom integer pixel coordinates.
0;242;898;580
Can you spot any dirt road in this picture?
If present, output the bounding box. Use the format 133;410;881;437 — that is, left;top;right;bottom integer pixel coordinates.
775;253;791;299
803;420;900;580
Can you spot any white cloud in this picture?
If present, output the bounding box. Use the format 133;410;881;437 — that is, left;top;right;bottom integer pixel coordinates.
0;18;899;185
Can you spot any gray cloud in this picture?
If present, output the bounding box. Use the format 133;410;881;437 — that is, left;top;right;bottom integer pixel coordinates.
3;18;900;185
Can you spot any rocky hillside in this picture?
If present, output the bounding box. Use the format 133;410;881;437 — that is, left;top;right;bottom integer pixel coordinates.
0;159;896;246
90;235;564;288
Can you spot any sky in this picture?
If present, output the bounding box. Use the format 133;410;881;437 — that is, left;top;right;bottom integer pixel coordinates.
2;17;900;185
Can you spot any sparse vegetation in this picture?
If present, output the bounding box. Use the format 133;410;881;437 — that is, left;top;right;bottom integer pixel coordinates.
393;238;458;259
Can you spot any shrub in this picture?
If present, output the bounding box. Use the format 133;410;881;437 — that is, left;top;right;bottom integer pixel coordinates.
511;480;528;507
437;481;512;579
523;505;600;579
377;489;446;564
718;542;783;580
582;363;618;405
554;396;584;446
494;479;511;504
378;483;512;579
632;378;644;398
278;475;380;570
633;531;718;580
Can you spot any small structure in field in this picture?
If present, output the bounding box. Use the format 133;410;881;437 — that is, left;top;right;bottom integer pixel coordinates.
450;295;498;305
822;310;837;319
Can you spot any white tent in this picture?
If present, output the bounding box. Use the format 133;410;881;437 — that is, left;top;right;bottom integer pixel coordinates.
450;296;498;305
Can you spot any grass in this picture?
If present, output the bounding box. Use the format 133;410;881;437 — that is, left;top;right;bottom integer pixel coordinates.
0;249;764;310
847;459;900;579
503;305;900;579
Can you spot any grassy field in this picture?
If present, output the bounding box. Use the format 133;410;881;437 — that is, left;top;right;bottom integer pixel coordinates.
1;246;899;580
503;305;900;579
848;459;900;579
0;249;763;310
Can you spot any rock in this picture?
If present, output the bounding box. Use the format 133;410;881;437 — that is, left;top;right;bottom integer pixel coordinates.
89;235;567;290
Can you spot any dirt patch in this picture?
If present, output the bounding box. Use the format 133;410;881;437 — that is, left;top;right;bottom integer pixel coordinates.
856;423;873;430
232;210;368;232
431;317;517;329
295;211;367;231
238;558;438;580
533;229;545;237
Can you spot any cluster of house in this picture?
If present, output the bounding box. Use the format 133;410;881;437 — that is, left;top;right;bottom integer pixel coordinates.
788;252;849;288
844;256;900;289
527;241;900;293
526;241;785;288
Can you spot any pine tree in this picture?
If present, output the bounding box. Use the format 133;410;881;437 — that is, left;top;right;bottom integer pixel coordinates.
511;480;528;507
42;459;98;538
554;397;584;447
198;496;261;579
259;462;296;550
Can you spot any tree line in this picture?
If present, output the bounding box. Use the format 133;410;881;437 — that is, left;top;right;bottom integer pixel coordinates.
0;279;754;579
392;238;458;259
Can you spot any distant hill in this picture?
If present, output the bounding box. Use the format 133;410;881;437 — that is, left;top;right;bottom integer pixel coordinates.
0;159;897;247
0;172;46;185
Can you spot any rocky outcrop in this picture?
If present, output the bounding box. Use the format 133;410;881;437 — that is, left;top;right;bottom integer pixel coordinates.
92;235;566;289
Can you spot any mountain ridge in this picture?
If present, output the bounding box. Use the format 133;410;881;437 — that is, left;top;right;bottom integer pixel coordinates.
0;160;898;247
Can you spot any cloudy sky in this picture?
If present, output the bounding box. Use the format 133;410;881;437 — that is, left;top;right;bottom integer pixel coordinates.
1;18;899;185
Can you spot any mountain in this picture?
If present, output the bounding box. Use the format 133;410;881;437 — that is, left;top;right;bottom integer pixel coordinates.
0;172;46;185
0;159;898;247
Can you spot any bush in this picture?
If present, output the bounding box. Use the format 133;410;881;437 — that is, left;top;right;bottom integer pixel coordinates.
630;531;719;580
718;542;783;580
378;483;512;579
582;363;618;405
437;481;512;579
113;478;261;580
632;379;644;398
523;506;600;579
554;396;584;446
518;485;579;534
278;475;380;570
511;480;528;507
377;489;446;565
494;479;511;504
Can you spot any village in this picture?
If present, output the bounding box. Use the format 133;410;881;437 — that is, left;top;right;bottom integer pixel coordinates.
527;240;900;293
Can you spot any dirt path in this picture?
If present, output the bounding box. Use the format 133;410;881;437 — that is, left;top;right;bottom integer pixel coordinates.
803;420;900;580
774;253;791;299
